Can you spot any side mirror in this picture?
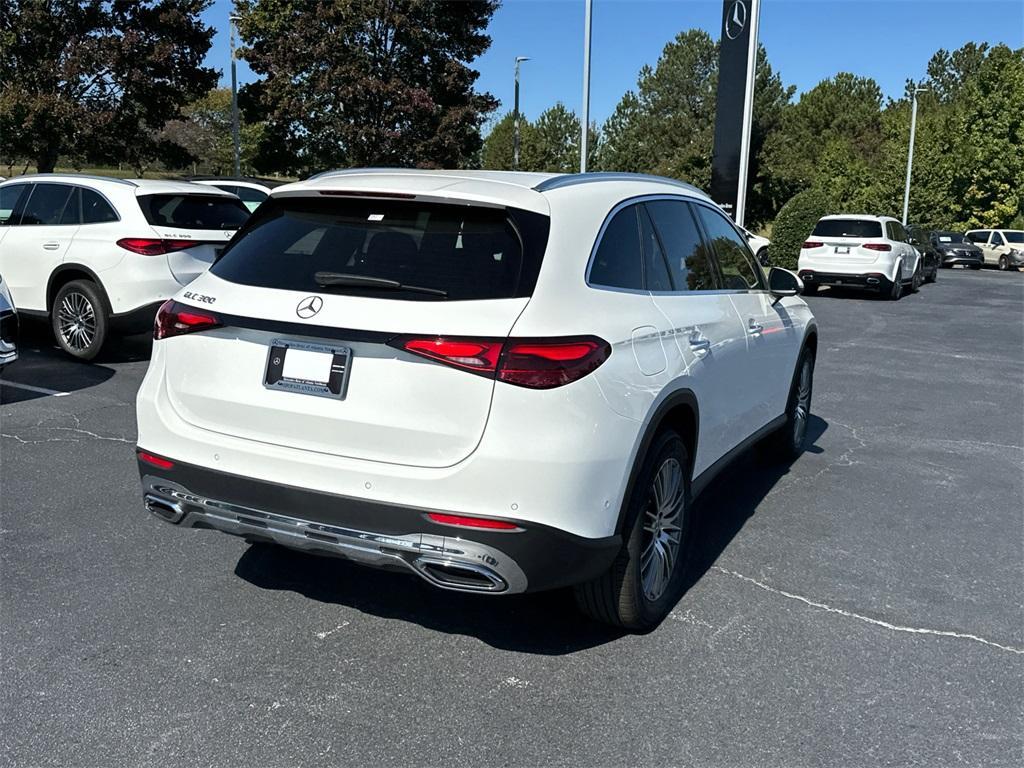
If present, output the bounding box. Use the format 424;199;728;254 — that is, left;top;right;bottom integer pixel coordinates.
768;266;802;299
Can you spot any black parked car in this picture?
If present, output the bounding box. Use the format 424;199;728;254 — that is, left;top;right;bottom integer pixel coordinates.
905;226;941;283
912;228;984;270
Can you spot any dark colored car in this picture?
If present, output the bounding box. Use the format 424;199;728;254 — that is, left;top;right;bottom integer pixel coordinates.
918;229;983;269
905;226;941;282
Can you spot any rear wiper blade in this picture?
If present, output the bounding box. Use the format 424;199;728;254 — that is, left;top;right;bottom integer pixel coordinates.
313;271;448;298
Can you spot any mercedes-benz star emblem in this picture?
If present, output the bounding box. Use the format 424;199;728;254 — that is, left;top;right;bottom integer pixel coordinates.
725;0;748;40
296;295;323;319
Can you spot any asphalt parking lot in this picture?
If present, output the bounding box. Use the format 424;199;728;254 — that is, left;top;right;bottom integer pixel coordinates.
1;267;1021;767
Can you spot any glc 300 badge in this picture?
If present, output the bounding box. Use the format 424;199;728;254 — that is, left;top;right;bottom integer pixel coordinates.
296;295;323;319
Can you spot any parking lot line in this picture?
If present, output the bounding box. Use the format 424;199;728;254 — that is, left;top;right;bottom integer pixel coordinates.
0;380;71;397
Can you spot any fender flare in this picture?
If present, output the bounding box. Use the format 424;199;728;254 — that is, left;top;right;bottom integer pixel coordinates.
613;387;699;535
46;264;112;315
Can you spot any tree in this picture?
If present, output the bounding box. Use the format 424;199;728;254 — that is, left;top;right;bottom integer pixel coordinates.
770;187;835;270
159;88;266;174
0;0;217;173
480;111;536;171
237;0;499;174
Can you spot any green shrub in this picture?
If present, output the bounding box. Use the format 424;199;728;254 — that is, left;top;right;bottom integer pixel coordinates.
770;188;836;270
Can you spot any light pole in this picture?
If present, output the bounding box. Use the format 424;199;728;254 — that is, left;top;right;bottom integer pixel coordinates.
229;15;241;177
580;0;593;173
513;56;530;171
902;87;928;226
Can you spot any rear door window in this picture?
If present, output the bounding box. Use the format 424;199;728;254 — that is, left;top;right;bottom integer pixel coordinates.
81;189;119;223
138;194;249;230
19;183;74;226
212;196;550;301
589;205;645;291
693;204;762;290
645;200;718;291
0;184;31;225
813;219;883;238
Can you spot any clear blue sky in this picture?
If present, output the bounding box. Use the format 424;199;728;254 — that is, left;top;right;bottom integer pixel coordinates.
202;0;1023;125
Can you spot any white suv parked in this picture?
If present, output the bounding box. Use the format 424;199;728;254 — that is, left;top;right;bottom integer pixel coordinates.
0;175;249;359
136;170;817;629
798;215;923;299
965;229;1024;271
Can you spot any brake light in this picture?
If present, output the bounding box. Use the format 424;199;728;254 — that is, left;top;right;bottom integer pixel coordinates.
117;238;204;255
137;450;174;470
427;513;520;530
390;335;610;389
802;241;824;249
154;300;222;340
863;243;892;251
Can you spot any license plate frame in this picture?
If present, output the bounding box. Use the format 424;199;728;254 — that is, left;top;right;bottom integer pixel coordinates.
834;245;850;254
264;339;351;400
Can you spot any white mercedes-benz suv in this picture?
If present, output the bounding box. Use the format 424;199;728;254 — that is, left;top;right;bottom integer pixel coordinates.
0;175;249;359
798;214;923;299
136;170;817;629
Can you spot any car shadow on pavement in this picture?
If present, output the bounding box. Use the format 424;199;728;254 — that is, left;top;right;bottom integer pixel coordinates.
233;414;829;655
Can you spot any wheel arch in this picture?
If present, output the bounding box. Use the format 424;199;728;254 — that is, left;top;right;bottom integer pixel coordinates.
47;265;112;315
614;388;699;536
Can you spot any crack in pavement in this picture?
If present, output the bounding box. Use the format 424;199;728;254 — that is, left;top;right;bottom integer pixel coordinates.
1;412;133;445
712;566;1024;656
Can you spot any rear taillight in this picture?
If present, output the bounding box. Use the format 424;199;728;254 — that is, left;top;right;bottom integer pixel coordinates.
117;238;204;255
154;300;222;340
802;241;824;249
390;335;610;389
863;243;892;251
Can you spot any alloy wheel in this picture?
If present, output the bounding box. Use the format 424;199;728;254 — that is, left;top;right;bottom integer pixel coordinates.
58;291;97;352
999;256;1009;271
640;457;685;602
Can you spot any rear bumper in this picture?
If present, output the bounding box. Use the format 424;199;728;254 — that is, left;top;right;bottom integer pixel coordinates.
111;301;163;335
798;270;891;290
138;454;620;594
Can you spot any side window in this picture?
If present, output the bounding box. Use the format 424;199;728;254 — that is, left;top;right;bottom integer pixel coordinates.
645;200;718;291
59;188;82;225
884;222;895;240
0;184;30;225
638;206;672;292
81;189;119;224
968;231;988;244
213;185;239;195
892;222;907;241
20;183;74;226
234;186;268;204
990;232;1004;246
693;204;762;290
589;205;644;290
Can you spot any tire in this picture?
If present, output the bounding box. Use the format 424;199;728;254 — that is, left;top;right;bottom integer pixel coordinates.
756;247;769;267
51;280;108;361
887;270;903;301
575;429;692;631
998;255;1009;271
970;264;982;270
909;266;922;293
763;347;815;462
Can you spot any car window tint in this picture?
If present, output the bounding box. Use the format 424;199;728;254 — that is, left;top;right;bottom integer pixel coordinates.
639;206;672;292
589;205;644;290
693;204;761;290
892;222;907;241
968;231;989;243
0;184;31;225
990;232;1004;245
234;186;268;204
20;183;74;226
59;188;81;225
81;189;119;224
212;196;550;301
137;194;249;230
212;185;238;195
813;219;883;238
645;200;718;291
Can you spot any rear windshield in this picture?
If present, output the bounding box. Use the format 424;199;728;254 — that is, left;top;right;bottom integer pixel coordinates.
1004;231;1024;244
211;196;550;301
812;219;882;238
138;194;249;230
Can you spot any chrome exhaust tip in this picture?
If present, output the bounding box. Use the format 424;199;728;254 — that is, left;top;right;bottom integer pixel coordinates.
413;557;507;593
144;494;185;524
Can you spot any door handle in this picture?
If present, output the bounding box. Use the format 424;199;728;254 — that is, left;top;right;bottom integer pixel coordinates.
688;330;711;358
42;242;60;251
747;319;763;337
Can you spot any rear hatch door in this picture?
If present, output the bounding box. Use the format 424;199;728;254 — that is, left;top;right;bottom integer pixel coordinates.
161;193;549;468
811;218;886;263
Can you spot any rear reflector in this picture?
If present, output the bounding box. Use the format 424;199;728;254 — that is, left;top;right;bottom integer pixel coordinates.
154;300;222;340
137;450;174;470
863;243;892;251
117;238;208;255
427;513;520;530
390;335;610;389
802;241;824;249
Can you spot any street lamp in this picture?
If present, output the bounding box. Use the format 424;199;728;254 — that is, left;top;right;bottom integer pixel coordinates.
513;56;530;171
229;15;241;177
580;0;593;173
902;87;928;226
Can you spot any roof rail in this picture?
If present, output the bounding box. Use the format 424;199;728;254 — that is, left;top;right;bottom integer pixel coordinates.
2;173;138;187
533;172;709;198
